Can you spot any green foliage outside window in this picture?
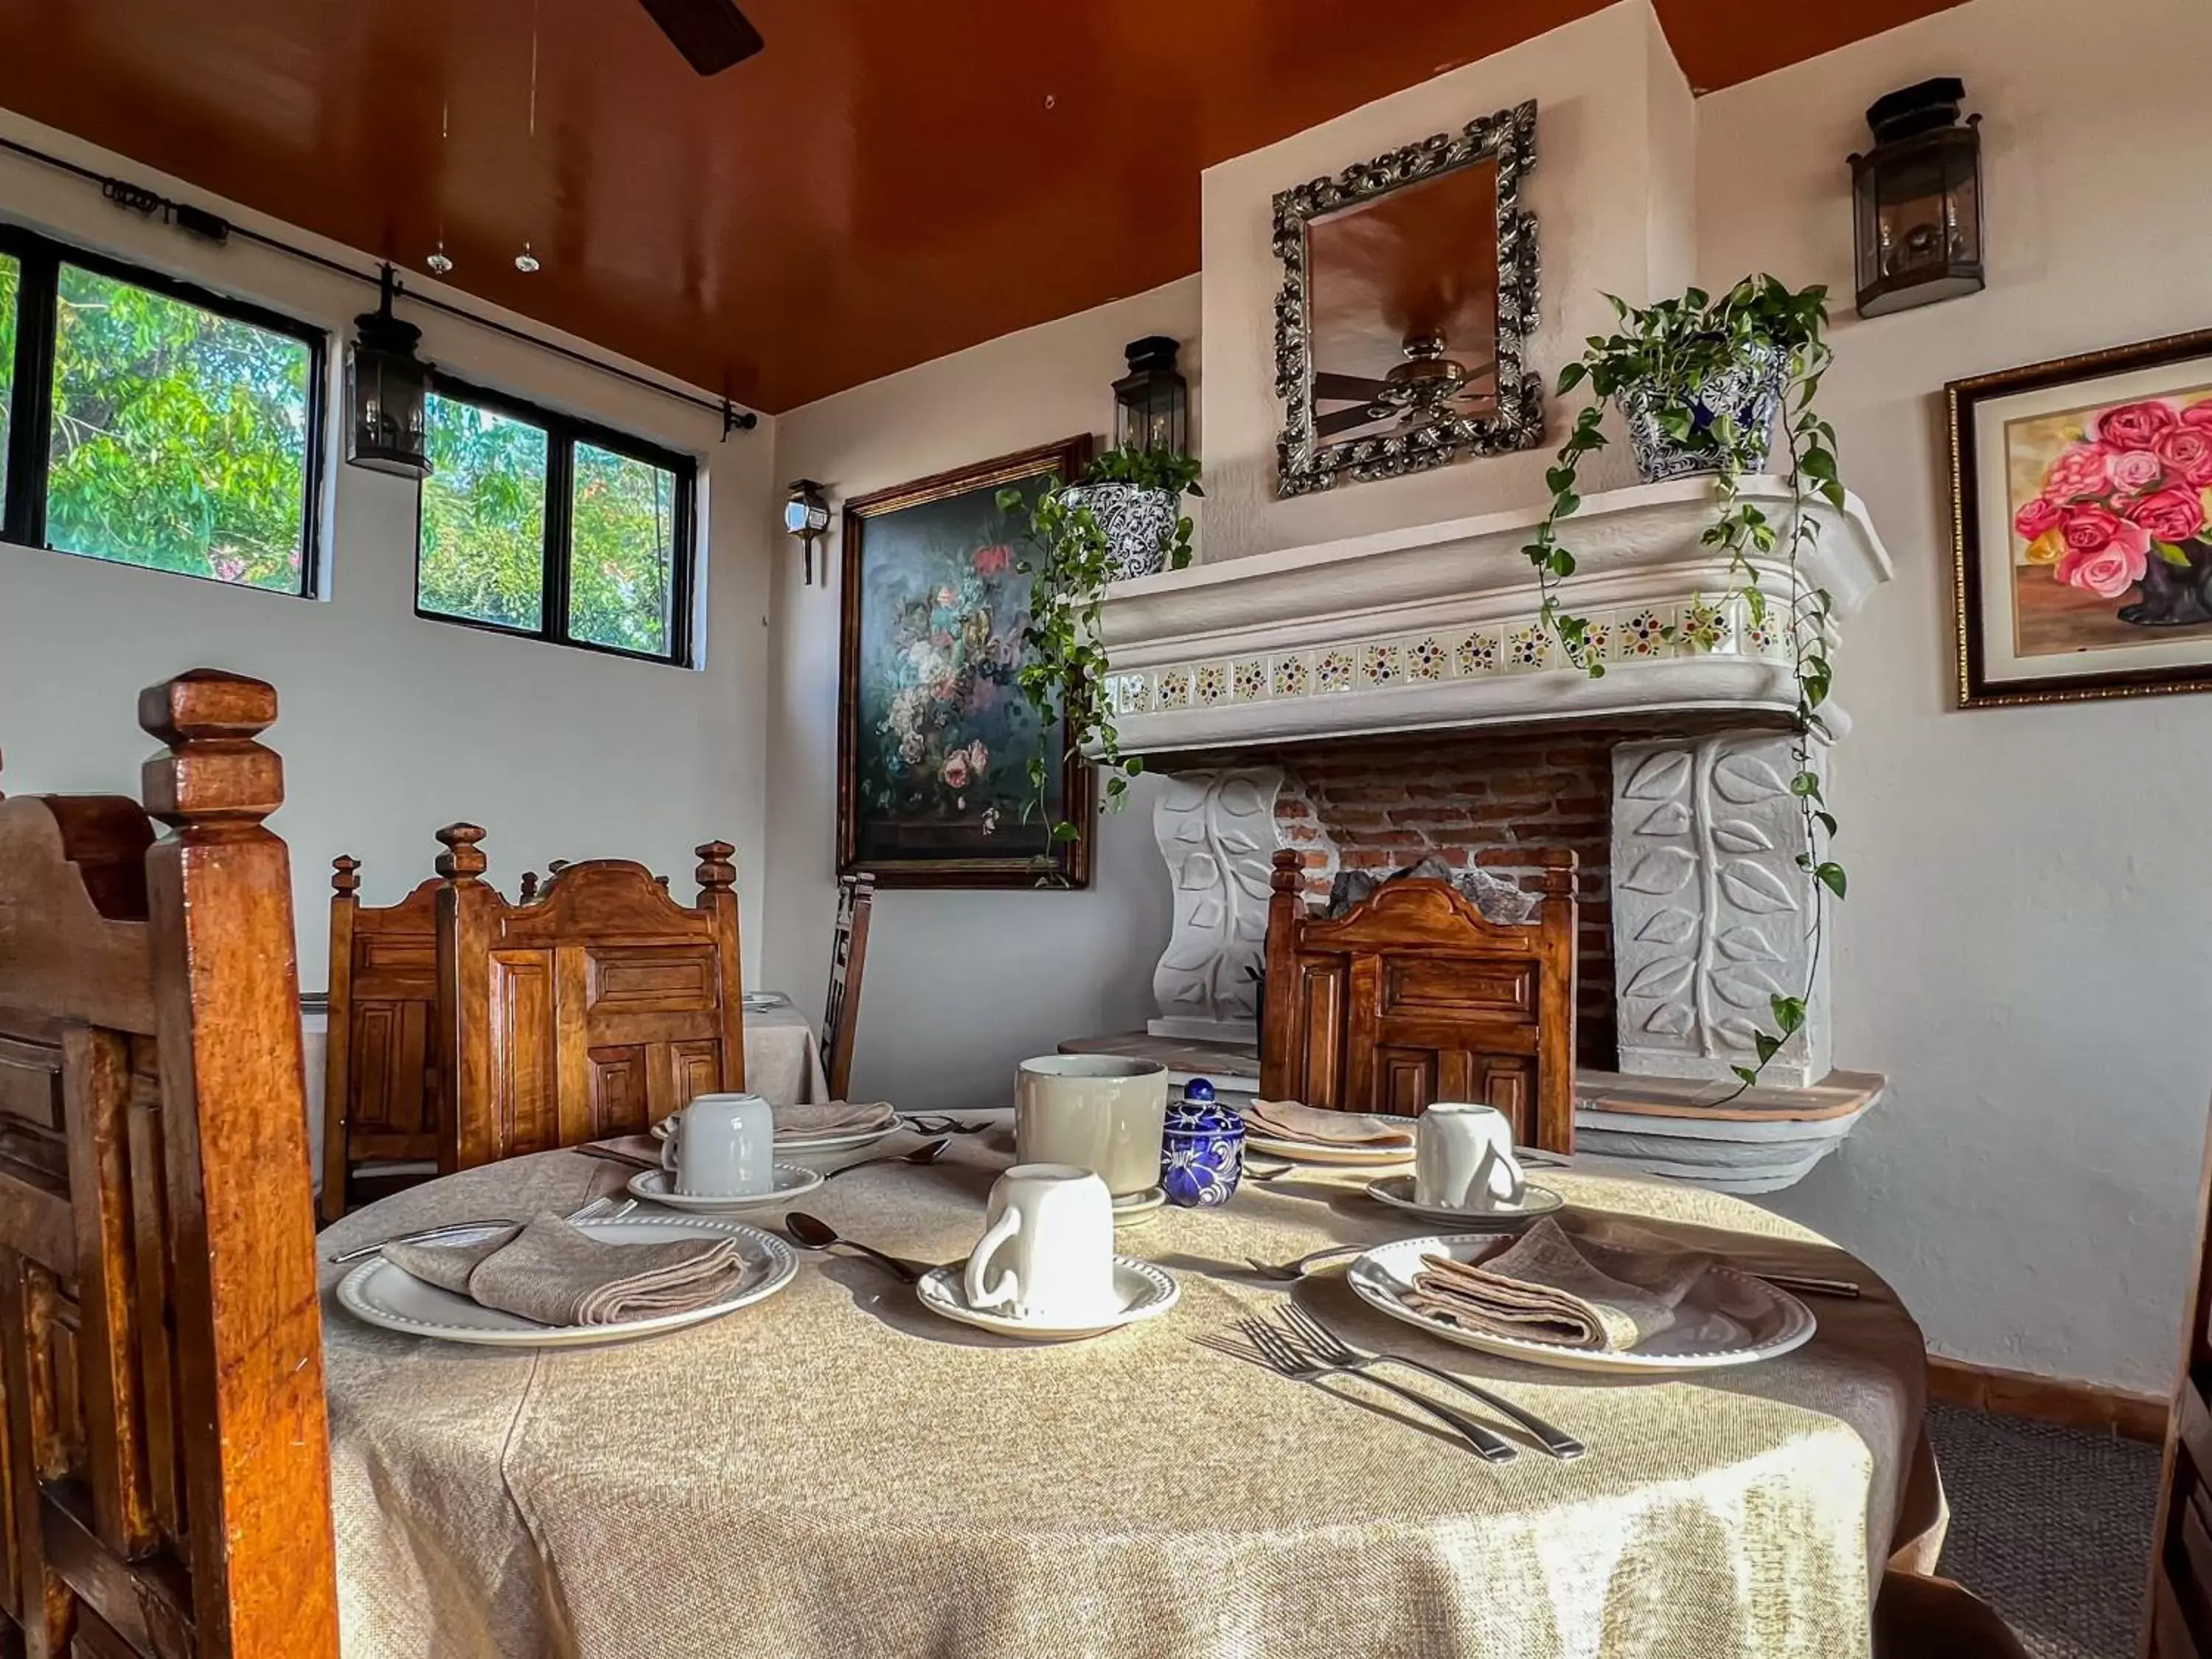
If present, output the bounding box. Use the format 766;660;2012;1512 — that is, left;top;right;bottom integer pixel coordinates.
0;254;16;505
418;392;548;632
568;441;676;656
43;265;311;592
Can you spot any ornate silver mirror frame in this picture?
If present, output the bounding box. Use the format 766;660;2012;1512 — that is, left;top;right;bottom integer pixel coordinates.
1271;100;1543;497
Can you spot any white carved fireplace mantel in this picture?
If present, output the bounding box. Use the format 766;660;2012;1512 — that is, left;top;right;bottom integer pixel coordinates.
1094;476;1893;1097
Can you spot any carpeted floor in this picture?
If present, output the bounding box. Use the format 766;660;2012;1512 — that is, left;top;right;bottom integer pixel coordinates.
1927;1403;2160;1659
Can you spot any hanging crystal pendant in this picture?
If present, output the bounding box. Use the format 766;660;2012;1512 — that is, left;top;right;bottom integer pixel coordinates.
515;242;540;274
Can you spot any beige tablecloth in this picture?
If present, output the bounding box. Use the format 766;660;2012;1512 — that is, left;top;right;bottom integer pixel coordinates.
320;1138;1936;1659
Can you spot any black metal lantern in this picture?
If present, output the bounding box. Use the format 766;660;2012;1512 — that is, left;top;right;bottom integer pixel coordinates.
347;265;432;478
1848;77;1985;320
1112;335;1189;456
784;479;830;585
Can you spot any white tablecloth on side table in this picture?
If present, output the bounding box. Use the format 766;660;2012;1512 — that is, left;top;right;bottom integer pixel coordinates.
319;1141;1941;1659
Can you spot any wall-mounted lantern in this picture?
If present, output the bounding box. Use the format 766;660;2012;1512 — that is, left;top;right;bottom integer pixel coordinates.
346;265;433;478
1112;335;1189;456
785;479;830;585
1848;77;1985;320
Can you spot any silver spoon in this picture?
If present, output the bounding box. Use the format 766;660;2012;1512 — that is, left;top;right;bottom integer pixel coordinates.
782;1211;925;1283
1243;1241;1367;1281
823;1136;951;1181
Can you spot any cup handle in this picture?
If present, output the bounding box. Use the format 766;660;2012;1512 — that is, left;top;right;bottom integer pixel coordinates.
964;1205;1024;1311
1484;1144;1526;1203
661;1124;681;1176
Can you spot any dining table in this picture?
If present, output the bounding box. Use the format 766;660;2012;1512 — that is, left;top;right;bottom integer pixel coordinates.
317;1125;1944;1659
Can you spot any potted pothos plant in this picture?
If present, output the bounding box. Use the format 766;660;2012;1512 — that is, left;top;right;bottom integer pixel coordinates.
997;445;1202;877
1523;275;1848;1090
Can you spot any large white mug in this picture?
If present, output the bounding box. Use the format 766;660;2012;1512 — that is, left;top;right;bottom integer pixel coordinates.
660;1093;775;1197
964;1164;1117;1324
1415;1102;1527;1212
1015;1056;1169;1200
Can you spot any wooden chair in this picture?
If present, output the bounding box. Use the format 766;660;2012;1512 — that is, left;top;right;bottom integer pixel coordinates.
2146;1093;2212;1657
1259;847;1579;1152
435;824;746;1169
319;858;442;1222
1876;1571;2029;1658
0;670;338;1658
821;872;874;1099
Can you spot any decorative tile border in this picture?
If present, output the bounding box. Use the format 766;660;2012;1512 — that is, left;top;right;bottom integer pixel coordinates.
1103;591;1806;719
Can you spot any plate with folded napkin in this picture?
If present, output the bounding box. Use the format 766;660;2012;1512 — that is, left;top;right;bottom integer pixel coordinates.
1348;1219;1815;1374
337;1212;797;1348
1242;1099;1417;1166
651;1100;902;1155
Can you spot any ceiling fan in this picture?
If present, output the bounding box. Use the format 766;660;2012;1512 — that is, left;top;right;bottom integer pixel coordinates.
1312;334;1495;441
637;0;765;74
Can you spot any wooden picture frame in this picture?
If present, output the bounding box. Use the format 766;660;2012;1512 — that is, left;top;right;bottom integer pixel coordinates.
1951;327;2212;708
837;437;1095;888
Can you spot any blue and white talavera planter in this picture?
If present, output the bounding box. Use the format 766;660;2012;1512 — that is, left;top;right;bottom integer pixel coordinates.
1161;1079;1245;1208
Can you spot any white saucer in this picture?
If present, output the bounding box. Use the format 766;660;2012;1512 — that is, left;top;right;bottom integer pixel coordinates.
914;1258;1179;1342
652;1118;902;1157
1111;1186;1166;1225
1245;1130;1414;1168
1364;1174;1565;1229
627;1164;824;1211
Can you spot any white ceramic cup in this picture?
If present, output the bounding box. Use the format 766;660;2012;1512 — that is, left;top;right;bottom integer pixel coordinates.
1014;1055;1169;1200
660;1093;775;1197
1414;1102;1528;1212
964;1164;1117;1324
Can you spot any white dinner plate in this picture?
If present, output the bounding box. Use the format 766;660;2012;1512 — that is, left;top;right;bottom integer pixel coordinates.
914;1258;1179;1342
740;992;789;1011
1346;1233;1817;1375
627;1164;824;1211
1245;1130;1415;1167
336;1214;797;1348
1363;1174;1565;1230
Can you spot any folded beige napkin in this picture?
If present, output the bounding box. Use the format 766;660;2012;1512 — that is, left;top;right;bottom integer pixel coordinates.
1242;1099;1415;1149
1407;1217;1715;1352
383;1213;751;1326
773;1099;897;1139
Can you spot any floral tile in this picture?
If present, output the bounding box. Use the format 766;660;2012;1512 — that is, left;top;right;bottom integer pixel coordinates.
1565;614;1611;672
1738;595;1791;660
1232;658;1268;702
1360;641;1404;687
1407;634;1448;681
1194;662;1230;706
1677;595;1735;655
1611;604;1674;661
1155;666;1192;709
1109;672;1151;715
1270;653;1311;698
1454;630;1503;677
1315;648;1358;694
1504;622;1553;672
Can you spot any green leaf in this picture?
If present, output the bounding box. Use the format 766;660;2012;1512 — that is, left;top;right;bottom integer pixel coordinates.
1814;861;1847;900
1770;995;1806;1034
1789;771;1823;799
1814;810;1838;838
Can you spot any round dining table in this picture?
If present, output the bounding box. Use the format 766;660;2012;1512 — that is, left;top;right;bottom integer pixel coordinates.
317;1129;1943;1659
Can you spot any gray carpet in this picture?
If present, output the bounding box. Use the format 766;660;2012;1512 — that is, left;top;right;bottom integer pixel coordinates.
1927;1403;2160;1658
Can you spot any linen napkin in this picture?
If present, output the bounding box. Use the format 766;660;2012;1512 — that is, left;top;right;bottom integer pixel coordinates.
383;1213;751;1326
773;1099;898;1139
1406;1217;1715;1352
1242;1099;1415;1149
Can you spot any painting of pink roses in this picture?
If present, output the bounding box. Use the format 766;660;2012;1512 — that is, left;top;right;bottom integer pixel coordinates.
836;437;1093;887
1952;331;2212;707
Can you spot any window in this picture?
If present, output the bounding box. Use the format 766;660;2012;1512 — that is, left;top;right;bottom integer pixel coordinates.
0;227;325;595
416;376;695;664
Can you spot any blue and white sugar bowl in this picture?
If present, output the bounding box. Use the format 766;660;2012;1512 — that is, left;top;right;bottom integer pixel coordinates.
1161;1079;1245;1208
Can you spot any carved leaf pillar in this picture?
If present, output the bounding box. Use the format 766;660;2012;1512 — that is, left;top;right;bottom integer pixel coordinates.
1610;734;1832;1088
1149;769;1284;1043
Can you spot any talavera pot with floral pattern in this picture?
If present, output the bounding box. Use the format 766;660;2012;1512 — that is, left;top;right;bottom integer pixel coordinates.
1161;1079;1245;1208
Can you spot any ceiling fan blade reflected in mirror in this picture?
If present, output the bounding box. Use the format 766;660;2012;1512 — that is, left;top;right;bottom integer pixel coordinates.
1312;371;1394;403
1315;404;1386;439
637;0;764;74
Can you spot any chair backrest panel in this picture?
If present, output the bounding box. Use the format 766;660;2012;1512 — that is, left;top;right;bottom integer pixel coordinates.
0;670;336;1659
822;873;873;1100
1259;849;1578;1153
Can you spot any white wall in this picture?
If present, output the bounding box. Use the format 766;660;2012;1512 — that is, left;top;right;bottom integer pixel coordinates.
761;279;1199;1110
0;110;782;980
1696;0;2212;1391
1197;1;1694;563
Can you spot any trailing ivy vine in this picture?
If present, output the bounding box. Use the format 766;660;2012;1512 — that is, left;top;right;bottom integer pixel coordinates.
1523;276;1847;1089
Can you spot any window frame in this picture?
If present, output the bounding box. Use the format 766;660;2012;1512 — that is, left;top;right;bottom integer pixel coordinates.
416;370;698;667
0;220;330;598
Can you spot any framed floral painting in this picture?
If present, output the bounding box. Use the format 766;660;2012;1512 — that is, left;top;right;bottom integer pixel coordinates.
1951;328;2212;707
836;437;1094;887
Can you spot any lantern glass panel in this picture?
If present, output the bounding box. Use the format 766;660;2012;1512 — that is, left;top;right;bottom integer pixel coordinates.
1114;374;1186;456
348;339;431;477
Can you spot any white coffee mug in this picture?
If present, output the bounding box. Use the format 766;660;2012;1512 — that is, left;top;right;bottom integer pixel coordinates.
661;1093;775;1197
1414;1102;1527;1212
964;1164;1117;1324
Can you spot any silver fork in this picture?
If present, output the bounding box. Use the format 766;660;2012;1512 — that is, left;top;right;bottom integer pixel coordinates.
1244;1242;1366;1281
327;1195;628;1265
1276;1302;1585;1460
1202;1318;1518;1464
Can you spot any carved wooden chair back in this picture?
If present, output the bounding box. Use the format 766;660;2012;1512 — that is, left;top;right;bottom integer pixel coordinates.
2146;1096;2212;1656
0;671;338;1658
435;827;747;1169
319;860;441;1222
821;872;874;1100
1258;848;1579;1152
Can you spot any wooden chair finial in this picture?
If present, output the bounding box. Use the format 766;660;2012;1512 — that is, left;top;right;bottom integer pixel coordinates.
332;854;361;895
695;841;737;894
1270;847;1303;894
434;822;489;880
137;668;284;830
518;869;540;902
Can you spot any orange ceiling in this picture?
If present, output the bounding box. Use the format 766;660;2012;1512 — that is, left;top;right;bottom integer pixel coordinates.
0;0;1964;412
